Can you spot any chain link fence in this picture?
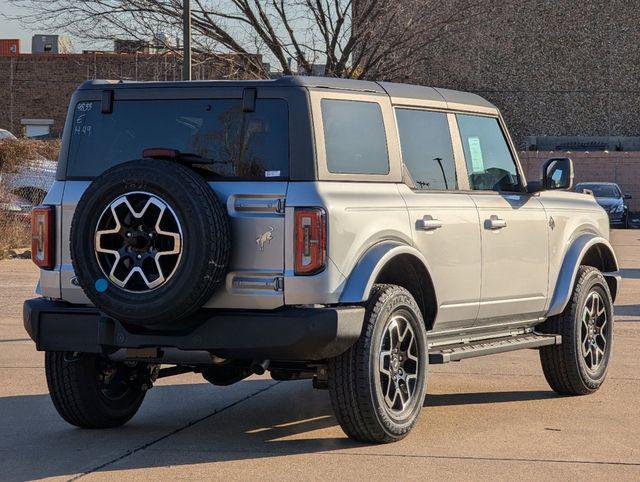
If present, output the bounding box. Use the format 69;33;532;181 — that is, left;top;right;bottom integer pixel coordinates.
0;139;59;259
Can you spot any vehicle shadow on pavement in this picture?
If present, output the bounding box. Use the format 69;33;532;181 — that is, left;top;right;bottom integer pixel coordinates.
1;377;571;479
619;268;640;280
425;390;558;407
615;304;640;319
1;379;352;480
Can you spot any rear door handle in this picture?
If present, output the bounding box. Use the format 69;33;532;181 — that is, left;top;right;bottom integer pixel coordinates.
416;215;443;231
485;215;507;230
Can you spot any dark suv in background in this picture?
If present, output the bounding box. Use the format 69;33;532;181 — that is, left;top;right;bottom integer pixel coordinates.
574;182;631;228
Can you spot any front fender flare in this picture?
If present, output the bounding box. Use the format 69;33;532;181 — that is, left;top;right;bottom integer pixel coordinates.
339;241;434;304
547;234;620;317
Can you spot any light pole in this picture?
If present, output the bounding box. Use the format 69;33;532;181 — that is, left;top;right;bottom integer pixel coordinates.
182;0;192;80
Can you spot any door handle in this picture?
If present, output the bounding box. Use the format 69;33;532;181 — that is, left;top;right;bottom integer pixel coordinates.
416;215;443;231
485;215;507;230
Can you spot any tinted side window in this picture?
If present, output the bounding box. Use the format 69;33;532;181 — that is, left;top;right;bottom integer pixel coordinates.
396;109;457;190
321;99;389;174
66;98;289;179
456;114;520;192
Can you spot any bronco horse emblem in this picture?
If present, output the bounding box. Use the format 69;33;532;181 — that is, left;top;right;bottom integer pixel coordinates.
256;226;274;250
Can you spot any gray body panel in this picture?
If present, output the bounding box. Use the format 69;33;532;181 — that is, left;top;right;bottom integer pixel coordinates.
396;185;481;329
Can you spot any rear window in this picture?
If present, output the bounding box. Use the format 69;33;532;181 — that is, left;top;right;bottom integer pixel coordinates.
575;184;620;198
66;98;289;179
321;99;389;175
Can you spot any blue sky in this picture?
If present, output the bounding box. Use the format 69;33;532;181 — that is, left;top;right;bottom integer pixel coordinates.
0;3;97;53
0;3;33;52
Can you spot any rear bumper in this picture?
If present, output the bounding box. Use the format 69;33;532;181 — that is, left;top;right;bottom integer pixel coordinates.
23;298;364;361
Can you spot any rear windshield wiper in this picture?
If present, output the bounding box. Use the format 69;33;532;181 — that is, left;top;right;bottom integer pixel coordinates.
142;148;215;166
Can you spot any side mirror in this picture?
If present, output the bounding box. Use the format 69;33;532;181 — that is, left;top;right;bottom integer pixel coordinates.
541;157;574;191
624;193;632;200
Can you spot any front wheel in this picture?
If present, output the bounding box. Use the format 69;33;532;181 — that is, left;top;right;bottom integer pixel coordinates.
539;266;614;395
328;284;428;443
45;352;150;428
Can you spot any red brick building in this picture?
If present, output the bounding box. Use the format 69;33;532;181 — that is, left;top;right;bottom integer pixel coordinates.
0;52;260;137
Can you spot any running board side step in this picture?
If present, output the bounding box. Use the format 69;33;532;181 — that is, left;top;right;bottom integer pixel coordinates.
428;333;561;364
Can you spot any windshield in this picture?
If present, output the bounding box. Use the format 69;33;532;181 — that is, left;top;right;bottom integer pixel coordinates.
66;98;289;179
576;184;620;198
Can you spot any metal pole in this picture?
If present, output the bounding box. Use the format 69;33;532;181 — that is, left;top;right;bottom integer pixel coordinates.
182;0;192;80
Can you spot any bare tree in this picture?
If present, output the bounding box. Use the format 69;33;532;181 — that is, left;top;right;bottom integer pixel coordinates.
7;0;484;80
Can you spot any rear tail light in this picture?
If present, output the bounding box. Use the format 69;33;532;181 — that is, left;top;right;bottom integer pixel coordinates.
31;206;54;269
295;208;326;275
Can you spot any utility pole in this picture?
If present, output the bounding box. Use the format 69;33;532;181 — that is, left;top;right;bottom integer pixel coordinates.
182;0;192;80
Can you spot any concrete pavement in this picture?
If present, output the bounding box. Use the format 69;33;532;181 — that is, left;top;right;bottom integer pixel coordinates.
1;231;639;480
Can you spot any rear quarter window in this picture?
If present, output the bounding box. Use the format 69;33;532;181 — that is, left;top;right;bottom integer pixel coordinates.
66;98;289;179
321;99;389;175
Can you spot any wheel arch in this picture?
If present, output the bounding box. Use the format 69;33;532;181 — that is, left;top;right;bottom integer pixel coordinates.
548;233;620;317
339;241;438;331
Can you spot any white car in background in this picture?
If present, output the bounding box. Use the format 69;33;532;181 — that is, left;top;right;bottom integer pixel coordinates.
0;129;17;140
0;191;32;221
1;129;56;205
0;157;56;205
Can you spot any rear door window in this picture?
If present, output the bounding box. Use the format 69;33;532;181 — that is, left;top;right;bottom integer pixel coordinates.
321;99;389;175
456;114;521;192
66;98;289;179
396;109;457;190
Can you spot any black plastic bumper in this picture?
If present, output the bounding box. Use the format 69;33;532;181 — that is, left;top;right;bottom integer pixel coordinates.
23;298;365;361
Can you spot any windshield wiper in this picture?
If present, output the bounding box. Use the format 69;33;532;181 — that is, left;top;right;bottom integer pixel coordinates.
142;148;215;165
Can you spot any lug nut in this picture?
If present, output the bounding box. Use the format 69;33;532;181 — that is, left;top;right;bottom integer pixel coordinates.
137;254;142;259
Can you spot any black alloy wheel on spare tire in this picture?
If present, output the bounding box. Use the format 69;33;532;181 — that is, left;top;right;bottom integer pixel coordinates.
71;159;230;327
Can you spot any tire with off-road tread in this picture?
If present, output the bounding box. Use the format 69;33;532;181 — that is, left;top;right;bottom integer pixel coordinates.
539;266;614;395
328;284;428;443
45;351;149;428
70;159;230;327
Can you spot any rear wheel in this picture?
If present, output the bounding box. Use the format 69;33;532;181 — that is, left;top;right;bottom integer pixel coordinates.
45;352;151;428
539;266;613;395
328;284;428;443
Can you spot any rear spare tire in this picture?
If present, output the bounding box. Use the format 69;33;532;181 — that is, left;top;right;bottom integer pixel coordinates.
71;159;230;326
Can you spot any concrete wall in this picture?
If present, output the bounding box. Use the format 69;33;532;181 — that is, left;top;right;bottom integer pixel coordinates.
393;0;640;148
0;53;256;137
519;151;640;210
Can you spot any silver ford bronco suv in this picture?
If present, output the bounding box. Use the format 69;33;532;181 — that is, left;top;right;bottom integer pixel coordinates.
24;77;620;443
